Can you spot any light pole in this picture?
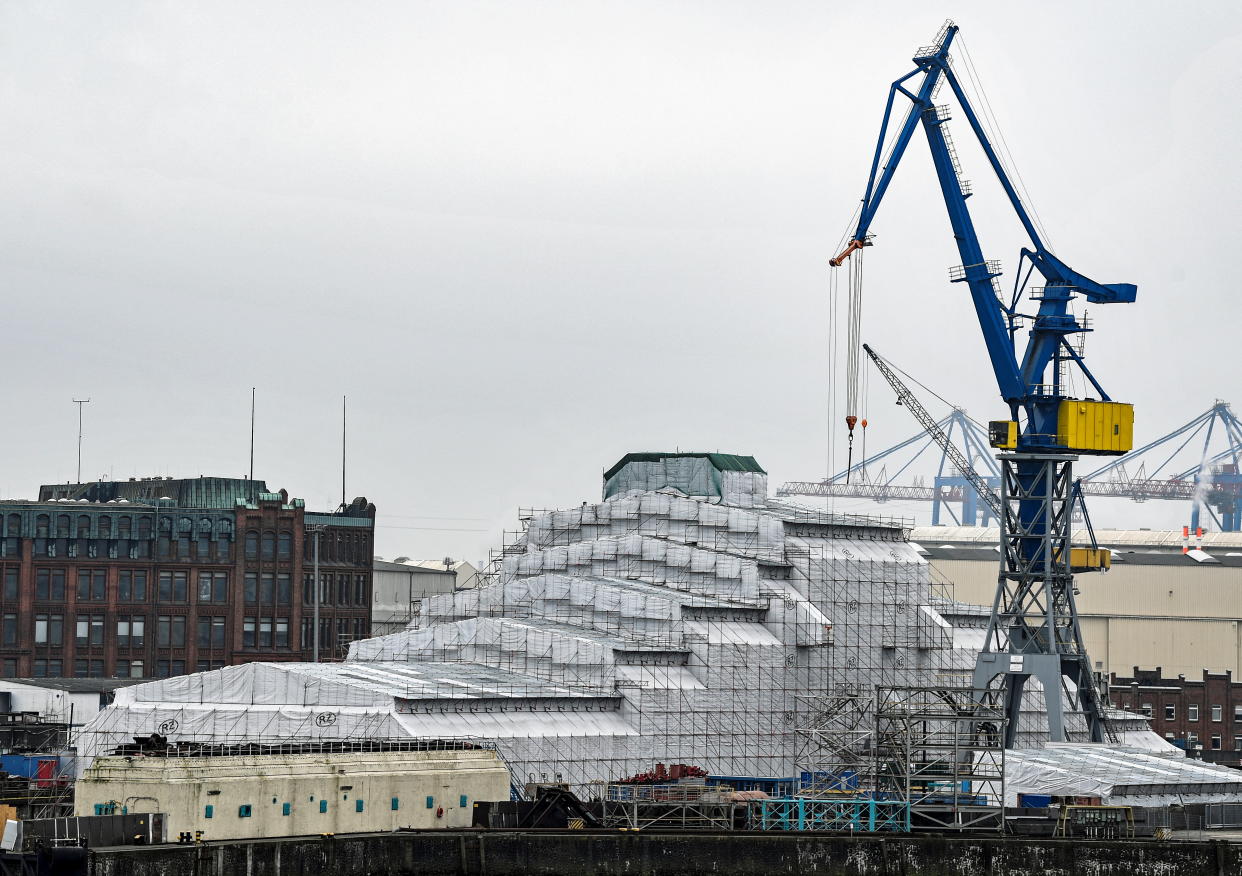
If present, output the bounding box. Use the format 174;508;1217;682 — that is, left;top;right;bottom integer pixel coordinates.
307;525;325;662
72;399;90;482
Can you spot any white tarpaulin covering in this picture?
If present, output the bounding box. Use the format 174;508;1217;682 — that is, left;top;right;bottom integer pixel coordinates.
1005;744;1242;806
79;452;1196;794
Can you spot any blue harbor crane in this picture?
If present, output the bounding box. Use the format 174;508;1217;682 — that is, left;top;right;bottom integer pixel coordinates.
829;22;1137;745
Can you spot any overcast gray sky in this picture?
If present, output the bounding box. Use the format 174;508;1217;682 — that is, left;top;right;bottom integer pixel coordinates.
2;1;1238;561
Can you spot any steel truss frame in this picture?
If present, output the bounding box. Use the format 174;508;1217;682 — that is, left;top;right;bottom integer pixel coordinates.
973;454;1109;745
873;685;1005;832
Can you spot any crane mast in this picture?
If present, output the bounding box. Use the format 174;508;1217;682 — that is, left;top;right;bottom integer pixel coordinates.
832;22;1138;745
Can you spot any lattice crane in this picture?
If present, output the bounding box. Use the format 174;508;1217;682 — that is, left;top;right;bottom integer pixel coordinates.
830;22;1137;745
862;345;1002;520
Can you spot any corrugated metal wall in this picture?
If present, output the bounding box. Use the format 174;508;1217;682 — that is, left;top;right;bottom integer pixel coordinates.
932;558;1242;677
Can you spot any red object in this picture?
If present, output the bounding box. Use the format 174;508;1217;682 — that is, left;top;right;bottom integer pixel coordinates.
616;763;708;785
860;419;868;429
845;415;857;432
436;806;444;818
35;759;55;789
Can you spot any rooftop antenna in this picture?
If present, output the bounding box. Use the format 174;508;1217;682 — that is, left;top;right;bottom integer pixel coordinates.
72;398;91;483
341;394;347;512
249;387;256;484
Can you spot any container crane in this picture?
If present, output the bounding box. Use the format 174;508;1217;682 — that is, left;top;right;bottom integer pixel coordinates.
830;22;1136;745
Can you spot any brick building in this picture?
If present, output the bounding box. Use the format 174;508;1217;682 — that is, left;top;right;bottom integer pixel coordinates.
1109;667;1242;765
0;477;374;680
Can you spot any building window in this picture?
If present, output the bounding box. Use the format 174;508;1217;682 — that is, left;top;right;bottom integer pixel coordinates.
76;615;105;647
355;575;367;605
32;659;62;677
198;572;228;604
278;531;292;560
119;570;148;602
156;615;186;648
1189;704;1200;722
73;658;104;678
1;659;14;677
158;571;188;603
259;618;273;648
243;617;256;648
275;619;288;648
1165;704;1176;721
262;532;276;561
35;569;66;601
1212;704;1223;722
1234;736;1242;751
77;569;107;601
260;574;274;603
245;531;259;561
117;616;145;648
153;659;185;679
2;569;16;602
1189;732;1200;747
197;617;226;649
1;614;16;647
34;614;63;646
1140;702;1153;718
277;574;291;605
1212;735;1223;750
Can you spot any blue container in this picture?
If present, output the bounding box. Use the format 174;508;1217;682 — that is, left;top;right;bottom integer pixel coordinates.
1018;794;1053;808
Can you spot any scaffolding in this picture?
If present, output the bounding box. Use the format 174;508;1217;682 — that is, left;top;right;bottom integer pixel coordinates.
873;685;1005;831
76;453;1059;829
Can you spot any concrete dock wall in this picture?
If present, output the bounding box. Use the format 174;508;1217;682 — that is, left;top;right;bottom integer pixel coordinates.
87;829;1240;876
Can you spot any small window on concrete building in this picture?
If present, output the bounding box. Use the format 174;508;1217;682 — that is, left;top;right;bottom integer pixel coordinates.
282;803;291;816
425;796;435;809
460;795;468;808
238;805;252;818
204;805;214;819
1165;704;1176;721
1141;702;1152;717
1213;705;1223;722
1212;735;1223;750
319;800;328;813
391;797;399;810
355;800;364;813
1189;704;1200;721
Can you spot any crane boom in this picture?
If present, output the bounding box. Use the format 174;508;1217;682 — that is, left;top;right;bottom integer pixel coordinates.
863;345;1001;519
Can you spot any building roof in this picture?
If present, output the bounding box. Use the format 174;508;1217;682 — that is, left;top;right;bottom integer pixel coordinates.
912;526;1242;549
603;453;765;480
912;526;1242;567
373;560;456;574
305;513;373;528
38;477;270;509
1;677;148;694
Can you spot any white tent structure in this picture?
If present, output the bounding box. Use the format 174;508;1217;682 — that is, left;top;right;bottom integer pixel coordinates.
81;452;1186;797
